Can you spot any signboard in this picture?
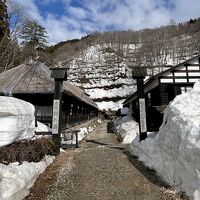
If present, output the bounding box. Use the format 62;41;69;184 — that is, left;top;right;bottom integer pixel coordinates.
52;100;60;134
139;98;147;133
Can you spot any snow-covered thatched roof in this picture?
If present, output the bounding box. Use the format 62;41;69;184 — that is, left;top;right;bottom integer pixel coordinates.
0;61;98;109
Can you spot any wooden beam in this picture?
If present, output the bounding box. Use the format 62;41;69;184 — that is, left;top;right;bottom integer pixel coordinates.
172;70;200;73
184;64;200;66
198;57;200;70
161;76;200;79
186;65;189;83
129;65;173;68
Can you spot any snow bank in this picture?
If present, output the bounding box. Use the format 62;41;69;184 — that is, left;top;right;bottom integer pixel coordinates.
0;96;35;147
62;120;101;145
128;80;200;199
74;123;98;142
0;155;55;200
35;121;52;133
114;115;139;144
76;127;89;141
33;121;52;140
63;127;90;145
119;107;130;116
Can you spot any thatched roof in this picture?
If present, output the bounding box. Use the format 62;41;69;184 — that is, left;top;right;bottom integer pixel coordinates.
0;61;98;109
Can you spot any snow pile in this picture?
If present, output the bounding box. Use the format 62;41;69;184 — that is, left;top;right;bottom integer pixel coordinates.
62;120;101;145
128;80;200;199
119;107;130;116
77;127;89;141
35;121;52;133
63;127;89;145
114;114;139;144
0;96;35;147
88;125;95;132
34;121;52;140
0;155;55;200
74;122;98;142
97;119;103;124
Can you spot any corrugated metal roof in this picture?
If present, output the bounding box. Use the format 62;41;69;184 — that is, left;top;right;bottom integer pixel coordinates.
0;61;98;109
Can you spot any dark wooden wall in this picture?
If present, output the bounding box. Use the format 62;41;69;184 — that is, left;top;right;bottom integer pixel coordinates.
7;93;98;129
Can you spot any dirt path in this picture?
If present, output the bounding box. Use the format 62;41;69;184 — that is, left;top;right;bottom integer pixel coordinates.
27;122;188;200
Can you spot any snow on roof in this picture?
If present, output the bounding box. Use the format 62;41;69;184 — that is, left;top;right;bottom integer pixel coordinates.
0;61;98;109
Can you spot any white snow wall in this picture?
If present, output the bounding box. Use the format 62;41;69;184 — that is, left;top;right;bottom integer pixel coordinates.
0;155;55;200
0;96;35;147
128;80;200;200
113;116;139;144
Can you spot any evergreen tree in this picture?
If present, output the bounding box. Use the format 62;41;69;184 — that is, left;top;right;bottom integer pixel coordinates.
20;20;48;48
0;0;9;40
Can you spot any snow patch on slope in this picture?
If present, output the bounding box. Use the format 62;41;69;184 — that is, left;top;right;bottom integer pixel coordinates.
96;100;125;111
85;85;135;99
65;43;194;111
67;44;135;111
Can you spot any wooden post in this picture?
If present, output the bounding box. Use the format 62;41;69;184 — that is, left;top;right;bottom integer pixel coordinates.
75;131;79;148
71;103;74;124
78;104;82;121
98;110;100;119
73;102;78;123
136;78;147;141
83;106;86;121
66;102;71;125
50;68;67;155
132;67;147;141
52;80;62;154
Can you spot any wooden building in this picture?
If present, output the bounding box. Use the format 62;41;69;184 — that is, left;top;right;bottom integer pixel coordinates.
0;61;98;129
124;55;200;131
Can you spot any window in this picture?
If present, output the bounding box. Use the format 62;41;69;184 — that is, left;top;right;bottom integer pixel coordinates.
180;86;192;93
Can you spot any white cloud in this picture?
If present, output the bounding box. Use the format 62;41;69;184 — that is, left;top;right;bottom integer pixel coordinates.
40;0;58;4
44;14;84;44
170;0;200;22
67;0;171;30
10;0;42;22
67;6;88;20
9;0;200;44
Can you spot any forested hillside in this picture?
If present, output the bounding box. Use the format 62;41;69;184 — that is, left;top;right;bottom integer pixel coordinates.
49;18;200;67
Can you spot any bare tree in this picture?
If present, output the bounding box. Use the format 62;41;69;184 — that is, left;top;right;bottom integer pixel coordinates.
0;0;27;72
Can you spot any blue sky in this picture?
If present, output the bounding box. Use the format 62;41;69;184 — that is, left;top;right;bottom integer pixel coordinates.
9;0;200;44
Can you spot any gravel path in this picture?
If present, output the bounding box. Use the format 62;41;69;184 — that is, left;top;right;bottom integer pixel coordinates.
27;121;188;200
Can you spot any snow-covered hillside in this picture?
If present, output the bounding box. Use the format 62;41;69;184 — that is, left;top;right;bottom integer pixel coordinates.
65;44;180;111
66;44;136;111
52;33;198;111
